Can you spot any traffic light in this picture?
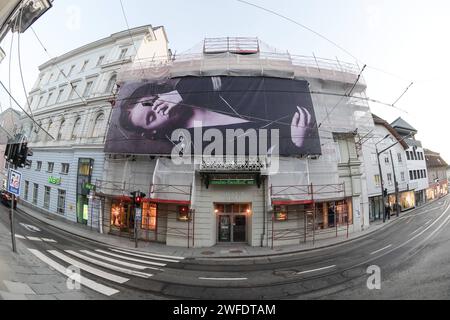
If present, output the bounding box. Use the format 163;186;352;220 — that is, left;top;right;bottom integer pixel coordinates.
130;191;146;208
383;188;388;197
16;142;33;168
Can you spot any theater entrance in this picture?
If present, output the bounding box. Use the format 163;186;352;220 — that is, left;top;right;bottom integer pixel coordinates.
215;203;250;243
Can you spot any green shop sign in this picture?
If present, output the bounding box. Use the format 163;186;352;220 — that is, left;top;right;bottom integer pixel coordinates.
83;183;96;191
48;176;62;185
210;179;256;186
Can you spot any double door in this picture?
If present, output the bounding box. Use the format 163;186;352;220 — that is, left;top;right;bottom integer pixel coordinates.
216;203;249;243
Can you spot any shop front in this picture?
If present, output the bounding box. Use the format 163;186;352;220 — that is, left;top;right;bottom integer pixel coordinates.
426;180;449;201
216;203;251;243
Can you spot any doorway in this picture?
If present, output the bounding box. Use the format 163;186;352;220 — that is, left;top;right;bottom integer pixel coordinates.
216;203;250;243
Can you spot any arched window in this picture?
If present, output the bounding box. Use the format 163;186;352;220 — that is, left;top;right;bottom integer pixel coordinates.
46;120;54;141
57;119;65;140
71;117;82;140
92;113;105;138
105;74;117;93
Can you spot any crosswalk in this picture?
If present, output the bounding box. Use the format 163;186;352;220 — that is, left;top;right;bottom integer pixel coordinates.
15;234;57;243
27;246;184;297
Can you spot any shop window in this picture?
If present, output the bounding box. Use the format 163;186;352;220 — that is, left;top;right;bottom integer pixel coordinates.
177;205;190;221
274;206;288;221
142;202;157;230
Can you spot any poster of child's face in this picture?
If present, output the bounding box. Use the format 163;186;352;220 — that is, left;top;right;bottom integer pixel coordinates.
105;76;322;157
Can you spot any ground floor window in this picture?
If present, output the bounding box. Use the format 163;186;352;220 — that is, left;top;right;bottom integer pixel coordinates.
142;202;157;230
43;186;51;209
32;183;39;205
57;189;66;215
315;199;352;229
24;181;29;201
110;200;132;231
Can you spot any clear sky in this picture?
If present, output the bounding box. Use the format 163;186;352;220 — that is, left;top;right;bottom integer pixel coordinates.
1;0;449;161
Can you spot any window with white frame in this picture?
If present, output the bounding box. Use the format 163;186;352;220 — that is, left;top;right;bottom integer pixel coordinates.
68;84;78;100
33;183;39;205
47;162;54;173
44;186;51;210
80;60;89;73
61;163;70;175
105;74;117;93
68;65;76;76
36;161;42;171
397;153;402;163
71;118;82;140
401;172;405;182
24;181;29;201
46;92;54;106
57;189;66;215
387;173;393;185
92;113;105;138
56;88;65;103
96;55;105;66
83;81;94;97
57;119;65;140
118;48;128;60
374;175;381;187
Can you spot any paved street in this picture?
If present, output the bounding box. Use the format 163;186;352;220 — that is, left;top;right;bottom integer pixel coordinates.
1;195;450;300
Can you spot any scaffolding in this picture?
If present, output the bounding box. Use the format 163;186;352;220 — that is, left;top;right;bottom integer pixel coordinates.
269;183;350;249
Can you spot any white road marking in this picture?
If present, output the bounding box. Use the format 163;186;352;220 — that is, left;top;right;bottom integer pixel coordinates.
80;250;163;271
42;238;57;243
370;244;392;255
406;217;413;224
111;247;185;260
109;249;180;263
65;251;153;279
409;226;424;236
95;250;166;267
48;250;129;284
15;234;26;239
296;265;336;275
425;220;432;225
26;237;42;242
19;223;41;232
28;249;119;296
198;277;248;281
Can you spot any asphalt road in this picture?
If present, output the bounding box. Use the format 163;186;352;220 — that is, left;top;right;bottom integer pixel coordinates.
1;195;450;300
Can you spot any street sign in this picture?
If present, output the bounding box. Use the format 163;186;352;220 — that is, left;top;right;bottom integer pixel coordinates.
7;169;22;196
210;179;256;186
135;208;142;222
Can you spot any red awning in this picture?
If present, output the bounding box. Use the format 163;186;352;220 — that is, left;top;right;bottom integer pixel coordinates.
272;199;314;206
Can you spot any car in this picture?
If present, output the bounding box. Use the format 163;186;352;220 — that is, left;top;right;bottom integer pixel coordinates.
0;190;17;209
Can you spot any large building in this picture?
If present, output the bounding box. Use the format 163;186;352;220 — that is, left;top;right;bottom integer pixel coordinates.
0;107;21;188
391;118;429;207
424;149;448;201
96;37;375;248
362;114;413;222
17;25;171;225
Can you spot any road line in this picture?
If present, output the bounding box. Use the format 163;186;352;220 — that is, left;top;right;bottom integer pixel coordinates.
111;247;185;260
26;237;42;242
80;250;163;271
15;234;26;239
109;249;180;263
66;251;153;279
95;250;166;267
28;249;119;296
198;277;248;281
48;250;129;284
406;217;413;224
42;238;57;243
425;220;432;225
296;265;336;275
409;226;424;236
370;244;392;255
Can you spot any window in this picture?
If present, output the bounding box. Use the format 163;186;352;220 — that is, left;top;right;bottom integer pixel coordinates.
410;171;414;181
413;152;417;160
92;113;105;137
45;120;53;141
57;119;65;140
68;65;76;76
71;118;81;140
57;190;66;215
371;153;378;165
56;89;65;103
414;170;418;180
33;183;39;205
24;181;29;200
96;55;104;66
36;161;42;171
44;186;51;210
406;151;410;161
68;84;78;100
387;173;393;185
398;153;402;163
177;205;190;221
105;74;117;93
46;92;53;106
80;60;89;73
25;160;32;169
48;162;54;173
56;69;63;81
274;206;288;221
424;170;427;178
118;48;128;60
141;202;157;230
83;81;93;97
374;175;381;187
47;73;53;84
61;163;70;175
384;156;390;165
401;172;405;182
37;96;44;108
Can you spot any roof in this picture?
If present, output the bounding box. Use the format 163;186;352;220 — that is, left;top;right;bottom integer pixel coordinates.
372;114;409;149
391;117;417;133
425;150;448;168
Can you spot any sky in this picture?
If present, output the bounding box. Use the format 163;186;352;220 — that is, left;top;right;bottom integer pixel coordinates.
1;0;449;161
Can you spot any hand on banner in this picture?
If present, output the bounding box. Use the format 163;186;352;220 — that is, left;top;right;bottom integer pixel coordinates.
291;106;312;148
153;91;183;116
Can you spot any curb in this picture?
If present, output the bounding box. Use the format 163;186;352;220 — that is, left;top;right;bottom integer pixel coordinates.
16;197;447;261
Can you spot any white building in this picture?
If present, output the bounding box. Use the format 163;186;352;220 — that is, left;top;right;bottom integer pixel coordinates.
0;107;21;188
362;114;413;222
391;118;429;207
17;25;171;225
97;37;375;248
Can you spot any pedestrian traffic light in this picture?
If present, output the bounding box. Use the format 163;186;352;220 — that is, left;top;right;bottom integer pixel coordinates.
383;188;388;197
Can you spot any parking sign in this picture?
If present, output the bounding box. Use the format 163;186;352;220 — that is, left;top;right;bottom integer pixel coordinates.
8;169;22;197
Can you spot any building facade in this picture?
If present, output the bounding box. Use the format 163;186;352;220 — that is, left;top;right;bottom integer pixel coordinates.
391;118;429;207
424;149;448;201
362;115;413;222
0;107;21;188
17;25;171;226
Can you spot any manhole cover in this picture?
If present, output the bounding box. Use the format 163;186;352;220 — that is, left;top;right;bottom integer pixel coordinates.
229;250;244;254
201;251;215;255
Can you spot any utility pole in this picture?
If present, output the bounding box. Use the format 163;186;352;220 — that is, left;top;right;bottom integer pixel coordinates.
390;150;400;217
376;146;387;223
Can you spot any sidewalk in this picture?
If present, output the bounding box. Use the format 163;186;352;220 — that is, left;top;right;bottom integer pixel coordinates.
17;202;424;261
0;218;102;300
